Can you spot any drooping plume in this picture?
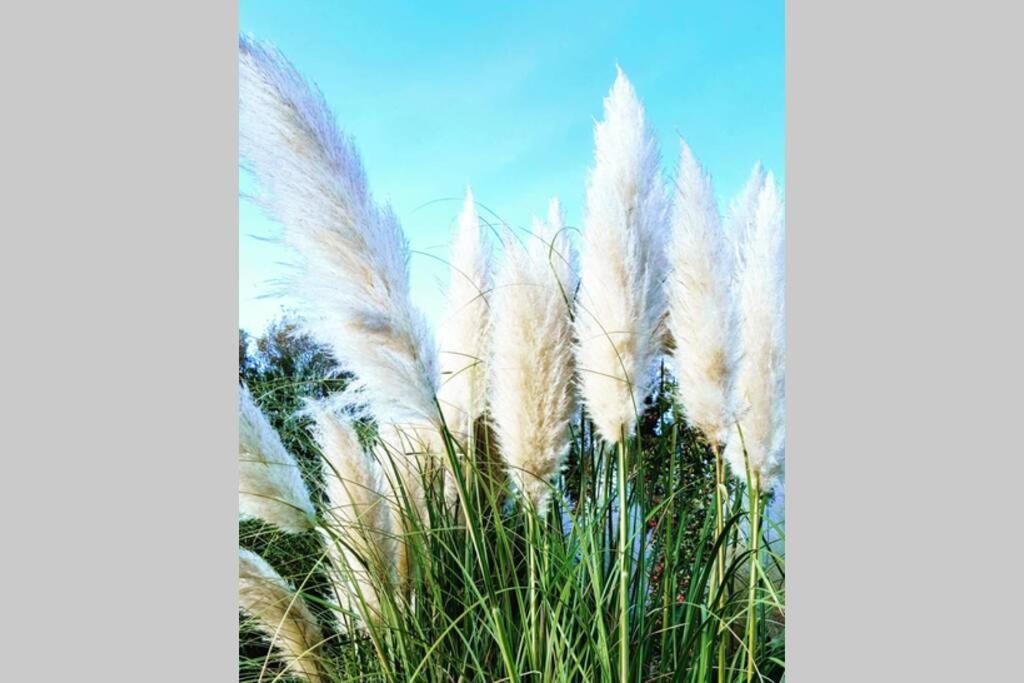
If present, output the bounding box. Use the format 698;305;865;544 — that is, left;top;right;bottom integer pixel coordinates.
490;199;577;514
437;187;493;440
575;68;670;443
307;402;393;624
667;140;737;445
238;548;325;682
724;174;785;489
239;36;440;429
239;384;316;533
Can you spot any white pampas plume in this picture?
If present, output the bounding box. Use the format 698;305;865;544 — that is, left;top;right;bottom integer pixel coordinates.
575;68;670;443
238;36;440;429
239;548;325;683
725;162;767;249
307;403;393;625
667;140;737;445
437;187;493;440
239;384;316;533
724;173;785;489
490;199;577;514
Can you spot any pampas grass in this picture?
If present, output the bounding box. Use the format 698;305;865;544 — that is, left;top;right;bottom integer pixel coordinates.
725;173;785;490
239;36;440;429
308;402;393;625
239;37;786;682
437;187;493;441
667;140;737;446
239;548;325;683
239;35;447;557
239;384;316;533
489;200;577;514
725;163;767;251
575;68;670;444
720;173;784;680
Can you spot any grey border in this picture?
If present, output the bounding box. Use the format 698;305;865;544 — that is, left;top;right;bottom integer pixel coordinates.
789;1;1022;679
3;2;238;679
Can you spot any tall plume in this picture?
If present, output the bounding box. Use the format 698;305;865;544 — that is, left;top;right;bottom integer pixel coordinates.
239;384;316;533
490;199;577;514
575;68;670;443
307;403;394;625
437;187;493;441
667;140;737;445
238;36;440;429
725;162;767;251
239;548;325;683
724;174;785;489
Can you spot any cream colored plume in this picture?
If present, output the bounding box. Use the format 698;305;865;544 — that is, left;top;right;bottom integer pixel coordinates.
239;36;440;430
490;199;577;514
437;187;493;441
239;548;324;682
239;384;316;533
724;174;785;489
575;68;670;443
308;403;393;625
667;140;737;445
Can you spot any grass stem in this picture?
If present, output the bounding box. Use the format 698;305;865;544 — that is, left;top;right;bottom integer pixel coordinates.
746;470;762;683
712;441;727;683
618;434;629;683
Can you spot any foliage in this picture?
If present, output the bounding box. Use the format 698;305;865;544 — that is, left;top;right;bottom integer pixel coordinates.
238;321;784;682
238;318;347;682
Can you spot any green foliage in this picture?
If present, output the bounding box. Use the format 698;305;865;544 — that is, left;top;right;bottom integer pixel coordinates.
238;319;785;682
239;317;348;493
239;318;347;682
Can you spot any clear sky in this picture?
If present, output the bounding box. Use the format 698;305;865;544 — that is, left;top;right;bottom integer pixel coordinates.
239;1;784;334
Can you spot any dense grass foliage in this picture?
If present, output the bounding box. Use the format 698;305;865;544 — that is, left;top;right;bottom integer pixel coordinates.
239;321;784;682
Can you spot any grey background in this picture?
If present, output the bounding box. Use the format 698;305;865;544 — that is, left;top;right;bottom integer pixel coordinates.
1;2;239;680
788;2;1023;680
1;1;1021;680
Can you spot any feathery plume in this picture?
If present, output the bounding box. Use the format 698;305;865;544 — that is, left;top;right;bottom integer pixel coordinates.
239;384;315;533
437;187;493;440
724;174;785;489
239;548;325;683
307;403;393;625
724;162;767;250
575;68;670;443
238;36;440;429
490;199;577;514
667;140;737;445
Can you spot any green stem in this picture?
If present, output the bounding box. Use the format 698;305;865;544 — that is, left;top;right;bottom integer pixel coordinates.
527;507;539;668
490;605;518;682
618;435;629;683
660;422;677;668
712;442;726;683
746;471;762;683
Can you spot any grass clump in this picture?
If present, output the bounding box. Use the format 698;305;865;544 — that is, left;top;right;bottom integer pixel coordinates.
237;34;785;682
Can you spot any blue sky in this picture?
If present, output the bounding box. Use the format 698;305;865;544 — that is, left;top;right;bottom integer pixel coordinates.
239;1;784;333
